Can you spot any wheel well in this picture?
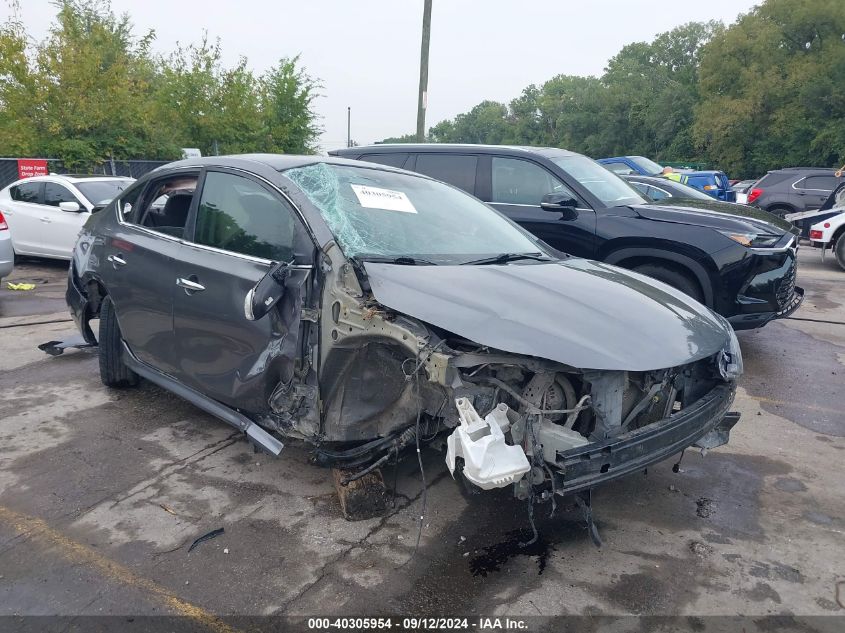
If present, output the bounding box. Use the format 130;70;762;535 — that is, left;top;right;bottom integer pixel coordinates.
85;279;108;316
832;224;845;246
615;256;707;303
765;203;795;214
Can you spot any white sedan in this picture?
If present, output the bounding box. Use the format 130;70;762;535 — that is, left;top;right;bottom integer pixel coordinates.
0;175;133;260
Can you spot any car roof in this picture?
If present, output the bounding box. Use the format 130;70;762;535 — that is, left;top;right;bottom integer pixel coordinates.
329;144;578;158
155;153;394;173
771;167;839;174
8;175;132;185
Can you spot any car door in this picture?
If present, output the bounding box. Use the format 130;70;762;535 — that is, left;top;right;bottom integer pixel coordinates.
172;169;314;413
100;172;200;373
42;181;89;258
483;156;597;258
792;175;838;211
4;181;45;255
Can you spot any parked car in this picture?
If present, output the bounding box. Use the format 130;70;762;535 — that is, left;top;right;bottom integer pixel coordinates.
0;211;13;280
784;181;845;239
66;154;742;511
731;179;758;204
622;174;720;202
0;175;134;259
746;167;845;217
597;156;735;202
332;144;803;330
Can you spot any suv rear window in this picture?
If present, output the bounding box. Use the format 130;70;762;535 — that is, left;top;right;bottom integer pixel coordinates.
413;154;477;194
358;153;408;168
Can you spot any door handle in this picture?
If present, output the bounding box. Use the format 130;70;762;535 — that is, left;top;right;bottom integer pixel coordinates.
107;254;127;268
40;217;51;223
176;277;205;293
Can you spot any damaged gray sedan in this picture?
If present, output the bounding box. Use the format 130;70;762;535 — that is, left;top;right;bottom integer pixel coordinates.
66;155;742;520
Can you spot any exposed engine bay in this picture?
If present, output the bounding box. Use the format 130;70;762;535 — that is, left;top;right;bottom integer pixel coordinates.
266;245;741;505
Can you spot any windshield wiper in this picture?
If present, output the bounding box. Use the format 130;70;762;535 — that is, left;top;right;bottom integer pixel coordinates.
460;252;552;266
358;256;438;266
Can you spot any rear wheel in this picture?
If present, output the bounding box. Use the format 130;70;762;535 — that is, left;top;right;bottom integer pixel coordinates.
766;205;792;217
98;296;139;388
834;235;845;272
633;263;704;303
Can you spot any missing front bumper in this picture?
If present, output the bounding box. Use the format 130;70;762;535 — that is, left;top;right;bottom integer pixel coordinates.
551;384;736;495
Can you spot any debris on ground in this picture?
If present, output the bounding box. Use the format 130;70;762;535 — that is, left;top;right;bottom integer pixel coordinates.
187;528;224;552
6;282;36;291
158;503;177;516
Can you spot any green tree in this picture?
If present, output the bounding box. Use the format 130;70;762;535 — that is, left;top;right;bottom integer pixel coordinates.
694;0;845;177
257;56;322;154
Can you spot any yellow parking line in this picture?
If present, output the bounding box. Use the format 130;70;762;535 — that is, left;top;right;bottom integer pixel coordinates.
0;505;239;633
750;395;843;416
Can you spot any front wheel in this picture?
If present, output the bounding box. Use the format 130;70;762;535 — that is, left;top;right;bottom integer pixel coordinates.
98;296;139;388
633;264;704;303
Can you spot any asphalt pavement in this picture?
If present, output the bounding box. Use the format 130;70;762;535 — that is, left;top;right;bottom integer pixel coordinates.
0;250;843;632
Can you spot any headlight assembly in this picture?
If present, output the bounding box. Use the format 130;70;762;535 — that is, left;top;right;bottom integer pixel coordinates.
717;229;780;248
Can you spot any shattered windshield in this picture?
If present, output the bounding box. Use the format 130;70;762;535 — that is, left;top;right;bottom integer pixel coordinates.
284;163;544;263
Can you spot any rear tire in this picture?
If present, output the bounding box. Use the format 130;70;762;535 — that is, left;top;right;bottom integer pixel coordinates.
98;296;139;388
835;236;845;272
766;205;792;217
633;263;704;303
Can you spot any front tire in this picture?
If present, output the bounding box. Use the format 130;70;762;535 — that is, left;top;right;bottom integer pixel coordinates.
98;296;139;388
835;236;845;272
633;263;704;303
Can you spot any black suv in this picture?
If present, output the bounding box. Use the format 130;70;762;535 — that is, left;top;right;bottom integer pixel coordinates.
331;144;803;330
747;167;845;216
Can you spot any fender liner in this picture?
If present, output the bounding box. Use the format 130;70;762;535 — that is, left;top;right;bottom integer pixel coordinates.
604;247;714;308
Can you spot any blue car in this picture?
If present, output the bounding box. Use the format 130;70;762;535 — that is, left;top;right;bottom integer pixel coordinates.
598;156;736;202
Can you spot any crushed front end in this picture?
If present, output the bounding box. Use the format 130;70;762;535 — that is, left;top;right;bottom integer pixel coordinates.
308;251;742;503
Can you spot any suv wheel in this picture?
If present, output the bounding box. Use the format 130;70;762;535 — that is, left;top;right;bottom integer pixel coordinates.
766;205;793;217
835;236;845;272
633;264;704;303
98;296;139;388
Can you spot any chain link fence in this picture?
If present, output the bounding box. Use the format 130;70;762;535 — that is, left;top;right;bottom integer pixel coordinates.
0;157;171;189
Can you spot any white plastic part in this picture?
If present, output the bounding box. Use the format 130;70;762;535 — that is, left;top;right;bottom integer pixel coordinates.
445;399;531;490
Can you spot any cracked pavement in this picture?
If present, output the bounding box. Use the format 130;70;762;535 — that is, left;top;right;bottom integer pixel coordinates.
0;249;843;630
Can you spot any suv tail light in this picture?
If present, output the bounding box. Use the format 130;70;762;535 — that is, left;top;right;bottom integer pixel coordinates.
809;230;823;240
747;188;763;204
0;211;7;231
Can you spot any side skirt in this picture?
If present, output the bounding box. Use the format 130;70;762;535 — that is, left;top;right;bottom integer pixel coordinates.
121;342;284;457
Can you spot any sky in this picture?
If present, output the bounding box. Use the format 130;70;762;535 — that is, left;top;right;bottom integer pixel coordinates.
4;0;760;153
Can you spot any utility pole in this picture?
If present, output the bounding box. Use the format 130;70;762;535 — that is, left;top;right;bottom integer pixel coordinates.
347;106;351;148
416;0;432;143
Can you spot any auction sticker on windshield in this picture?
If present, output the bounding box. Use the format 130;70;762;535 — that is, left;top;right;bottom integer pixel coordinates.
351;184;417;213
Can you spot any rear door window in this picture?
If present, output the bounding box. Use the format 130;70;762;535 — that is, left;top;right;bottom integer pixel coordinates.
359;153;409;168
491;157;573;205
801;175;837;191
131;174;198;238
43;182;81;207
193;171;295;261
10;181;42;203
414;154;477;194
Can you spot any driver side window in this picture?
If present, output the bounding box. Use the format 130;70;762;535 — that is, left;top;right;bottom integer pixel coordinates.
491;157;576;206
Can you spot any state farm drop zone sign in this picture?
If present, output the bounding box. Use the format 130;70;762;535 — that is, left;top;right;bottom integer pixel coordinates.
17;159;48;179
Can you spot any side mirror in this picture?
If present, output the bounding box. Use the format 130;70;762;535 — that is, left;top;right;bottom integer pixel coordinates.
59;201;81;213
244;260;292;321
540;193;579;220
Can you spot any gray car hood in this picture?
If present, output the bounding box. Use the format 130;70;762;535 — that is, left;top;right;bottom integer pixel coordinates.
364;259;731;371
